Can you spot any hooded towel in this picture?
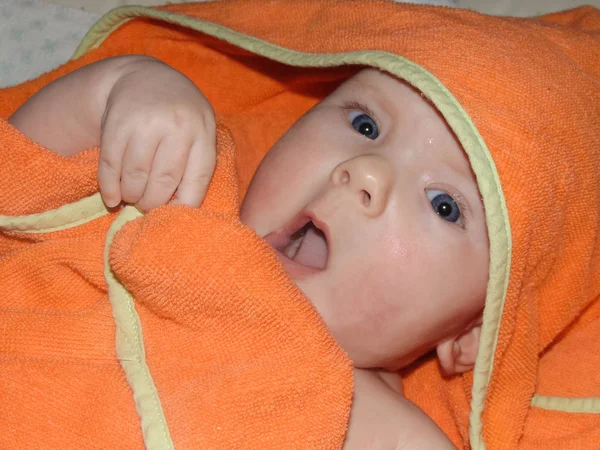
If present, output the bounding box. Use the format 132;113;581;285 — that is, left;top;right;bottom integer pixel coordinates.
1;1;599;448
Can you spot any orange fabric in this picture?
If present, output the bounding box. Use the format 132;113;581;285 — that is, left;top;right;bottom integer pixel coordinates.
1;1;599;449
0;120;352;448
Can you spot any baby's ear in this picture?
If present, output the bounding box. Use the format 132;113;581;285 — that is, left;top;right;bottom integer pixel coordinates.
436;317;482;376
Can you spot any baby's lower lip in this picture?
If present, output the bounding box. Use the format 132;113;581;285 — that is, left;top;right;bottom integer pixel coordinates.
274;248;322;280
263;231;322;280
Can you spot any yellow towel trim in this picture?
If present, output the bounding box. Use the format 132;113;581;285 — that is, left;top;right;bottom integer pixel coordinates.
0;193;109;233
103;205;175;450
0;194;110;234
532;395;600;414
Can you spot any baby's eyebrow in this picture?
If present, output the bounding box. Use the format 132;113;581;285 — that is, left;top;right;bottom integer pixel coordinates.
440;152;476;184
347;83;394;119
451;170;483;212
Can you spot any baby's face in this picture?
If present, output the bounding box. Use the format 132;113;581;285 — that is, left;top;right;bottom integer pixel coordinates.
240;69;489;368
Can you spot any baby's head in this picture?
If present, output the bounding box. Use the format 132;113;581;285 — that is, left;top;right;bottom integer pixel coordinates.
240;69;489;373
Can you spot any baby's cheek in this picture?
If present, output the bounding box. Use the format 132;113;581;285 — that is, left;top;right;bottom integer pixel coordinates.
373;234;419;290
349;252;408;321
376;241;430;307
242;162;301;221
378;234;416;261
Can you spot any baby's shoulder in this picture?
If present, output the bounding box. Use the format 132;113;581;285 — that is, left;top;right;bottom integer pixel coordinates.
344;369;455;450
344;369;406;449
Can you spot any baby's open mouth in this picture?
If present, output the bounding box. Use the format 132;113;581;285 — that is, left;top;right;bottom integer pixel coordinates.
283;221;328;269
264;214;329;278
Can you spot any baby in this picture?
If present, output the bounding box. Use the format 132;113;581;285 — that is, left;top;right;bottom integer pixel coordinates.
9;55;489;448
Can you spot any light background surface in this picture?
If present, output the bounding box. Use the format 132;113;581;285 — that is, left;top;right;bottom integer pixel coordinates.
2;0;599;87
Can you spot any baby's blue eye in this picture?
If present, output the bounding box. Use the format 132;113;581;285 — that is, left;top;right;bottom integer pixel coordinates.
426;190;461;223
348;111;379;139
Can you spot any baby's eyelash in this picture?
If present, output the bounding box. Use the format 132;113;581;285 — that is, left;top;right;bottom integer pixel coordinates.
449;190;470;229
341;101;379;124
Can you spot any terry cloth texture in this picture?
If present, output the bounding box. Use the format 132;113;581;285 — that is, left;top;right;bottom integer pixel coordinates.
1;1;599;449
0;119;353;449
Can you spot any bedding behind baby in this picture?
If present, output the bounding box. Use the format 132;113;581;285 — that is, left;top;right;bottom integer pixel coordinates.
1;1;599;448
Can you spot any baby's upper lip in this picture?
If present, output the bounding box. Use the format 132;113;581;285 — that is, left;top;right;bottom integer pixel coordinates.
303;210;330;258
263;208;331;274
287;209;330;255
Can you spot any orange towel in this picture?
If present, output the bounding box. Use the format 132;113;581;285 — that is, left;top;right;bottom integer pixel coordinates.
1;1;599;449
0;120;352;449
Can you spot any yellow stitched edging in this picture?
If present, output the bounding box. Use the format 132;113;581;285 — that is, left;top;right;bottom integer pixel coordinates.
0;193;109;233
74;7;512;449
104;206;174;450
532;395;600;414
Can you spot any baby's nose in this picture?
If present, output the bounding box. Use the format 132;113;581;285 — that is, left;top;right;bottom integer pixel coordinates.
330;154;393;218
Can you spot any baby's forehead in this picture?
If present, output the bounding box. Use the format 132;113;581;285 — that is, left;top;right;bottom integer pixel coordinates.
331;68;420;102
329;68;437;119
339;68;387;90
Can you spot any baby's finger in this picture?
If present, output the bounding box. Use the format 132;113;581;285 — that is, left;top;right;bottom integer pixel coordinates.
120;130;161;205
98;114;129;208
136;134;190;212
174;130;217;208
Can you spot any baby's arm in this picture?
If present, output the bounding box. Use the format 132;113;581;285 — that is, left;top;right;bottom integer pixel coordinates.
9;56;146;158
345;369;456;449
9;55;216;211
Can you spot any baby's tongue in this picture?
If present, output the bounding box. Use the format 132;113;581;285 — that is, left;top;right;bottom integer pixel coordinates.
294;227;327;269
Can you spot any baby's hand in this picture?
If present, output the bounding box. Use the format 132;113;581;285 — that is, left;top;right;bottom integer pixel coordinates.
99;58;216;211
